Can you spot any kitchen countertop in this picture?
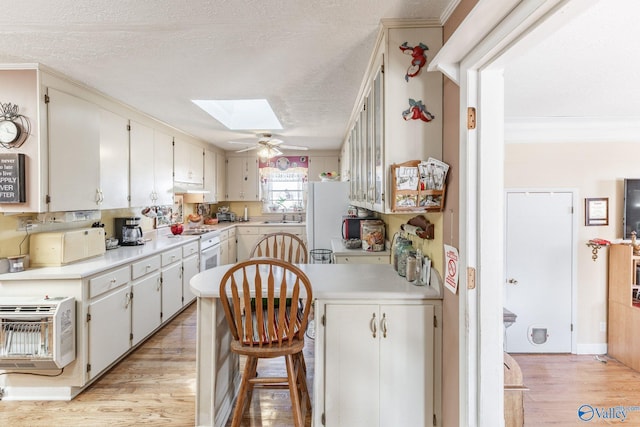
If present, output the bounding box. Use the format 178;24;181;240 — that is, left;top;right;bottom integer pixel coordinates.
0;220;306;282
330;238;391;256
191;262;442;300
0;233;199;281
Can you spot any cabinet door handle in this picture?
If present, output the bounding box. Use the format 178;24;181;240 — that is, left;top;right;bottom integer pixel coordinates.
371;312;377;338
125;292;132;309
157;277;161;291
381;312;387;338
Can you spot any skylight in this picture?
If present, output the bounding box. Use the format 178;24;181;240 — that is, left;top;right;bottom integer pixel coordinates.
192;99;282;130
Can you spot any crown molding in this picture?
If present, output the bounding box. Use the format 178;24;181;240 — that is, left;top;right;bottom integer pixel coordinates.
505;116;640;143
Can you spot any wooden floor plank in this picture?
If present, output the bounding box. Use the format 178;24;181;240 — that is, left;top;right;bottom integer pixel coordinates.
513;353;640;426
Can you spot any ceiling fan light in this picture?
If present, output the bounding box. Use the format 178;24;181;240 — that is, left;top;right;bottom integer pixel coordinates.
257;146;282;159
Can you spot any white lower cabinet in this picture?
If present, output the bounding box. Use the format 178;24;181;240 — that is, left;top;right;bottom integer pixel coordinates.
182;253;199;305
236;226;306;262
131;271;161;346
87;242;198;381
319;301;438;427
87;285;130;380
236;227;261;261
161;248;184;322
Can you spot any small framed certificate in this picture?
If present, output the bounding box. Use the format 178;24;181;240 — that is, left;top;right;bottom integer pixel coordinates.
585;198;609;226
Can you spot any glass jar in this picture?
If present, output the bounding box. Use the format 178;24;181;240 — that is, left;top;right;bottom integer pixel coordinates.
361;220;386;252
393;237;411;271
405;251;418;282
397;240;415;277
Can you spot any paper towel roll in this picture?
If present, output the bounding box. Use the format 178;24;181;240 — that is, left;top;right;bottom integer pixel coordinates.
403;224;423;236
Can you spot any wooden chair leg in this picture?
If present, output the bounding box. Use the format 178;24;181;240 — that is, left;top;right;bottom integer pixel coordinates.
295;352;311;410
245;356;259;411
231;356;257;427
285;354;304;427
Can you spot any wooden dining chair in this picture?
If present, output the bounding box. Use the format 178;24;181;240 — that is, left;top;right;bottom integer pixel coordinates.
219;258;313;427
250;232;308;264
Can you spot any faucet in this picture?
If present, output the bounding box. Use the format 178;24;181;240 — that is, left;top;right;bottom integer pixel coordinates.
282;213;287;222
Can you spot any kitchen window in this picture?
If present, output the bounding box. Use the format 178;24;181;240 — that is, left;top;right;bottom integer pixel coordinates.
259;156;308;213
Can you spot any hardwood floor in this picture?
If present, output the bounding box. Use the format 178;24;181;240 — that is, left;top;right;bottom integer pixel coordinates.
3;304;639;427
513;353;640;426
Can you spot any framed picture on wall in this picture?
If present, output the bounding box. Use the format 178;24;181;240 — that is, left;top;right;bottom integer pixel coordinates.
585;197;609;226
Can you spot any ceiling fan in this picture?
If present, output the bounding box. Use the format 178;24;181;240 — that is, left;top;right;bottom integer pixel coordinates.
228;133;308;158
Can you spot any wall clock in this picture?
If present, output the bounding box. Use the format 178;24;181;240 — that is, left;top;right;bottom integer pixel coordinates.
0;102;30;148
0;120;21;144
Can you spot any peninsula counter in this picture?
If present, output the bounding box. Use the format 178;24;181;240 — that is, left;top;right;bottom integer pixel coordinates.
190;263;443;427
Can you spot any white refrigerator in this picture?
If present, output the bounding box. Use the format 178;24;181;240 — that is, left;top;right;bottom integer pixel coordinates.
306;181;350;252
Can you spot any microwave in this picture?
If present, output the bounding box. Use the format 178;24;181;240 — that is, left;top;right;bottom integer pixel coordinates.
341;217;375;240
217;212;236;222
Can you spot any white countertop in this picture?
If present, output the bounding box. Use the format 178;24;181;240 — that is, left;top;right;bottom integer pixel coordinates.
330;238;391;257
0;220;307;282
0;233;199;281
190;263;442;300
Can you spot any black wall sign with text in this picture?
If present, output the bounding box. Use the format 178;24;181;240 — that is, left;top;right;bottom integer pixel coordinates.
0;153;26;203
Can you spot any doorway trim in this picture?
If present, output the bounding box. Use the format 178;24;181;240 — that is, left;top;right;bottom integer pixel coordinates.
431;0;601;425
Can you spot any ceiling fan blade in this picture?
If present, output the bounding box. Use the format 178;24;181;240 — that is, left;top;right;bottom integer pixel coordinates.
279;144;309;150
235;146;258;153
228;140;254;145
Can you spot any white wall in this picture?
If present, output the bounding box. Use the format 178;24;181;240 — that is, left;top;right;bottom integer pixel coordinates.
505;141;638;351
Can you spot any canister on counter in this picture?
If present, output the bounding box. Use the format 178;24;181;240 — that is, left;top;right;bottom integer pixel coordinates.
361;220;385;252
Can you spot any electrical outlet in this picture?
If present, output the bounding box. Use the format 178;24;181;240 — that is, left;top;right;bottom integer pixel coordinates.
600;321;607;332
16;215;36;231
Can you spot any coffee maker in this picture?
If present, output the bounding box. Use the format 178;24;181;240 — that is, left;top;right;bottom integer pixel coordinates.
114;217;144;246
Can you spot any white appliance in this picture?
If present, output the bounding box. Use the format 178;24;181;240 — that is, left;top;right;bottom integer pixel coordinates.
199;231;221;271
0;296;76;370
306;181;350;252
182;227;222;271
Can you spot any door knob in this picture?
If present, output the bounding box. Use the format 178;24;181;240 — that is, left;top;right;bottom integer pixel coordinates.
507;278;518;285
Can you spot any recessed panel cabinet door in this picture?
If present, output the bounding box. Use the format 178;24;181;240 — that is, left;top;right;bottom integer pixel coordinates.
161;262;183;322
129;120;155;207
131;272;161;347
182;254;199;305
99;108;130;209
379;304;434;427
325;303;380;427
47;88;100;212
88;286;131;380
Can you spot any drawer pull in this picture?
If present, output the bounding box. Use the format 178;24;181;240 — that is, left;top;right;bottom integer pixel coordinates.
110;278;117;284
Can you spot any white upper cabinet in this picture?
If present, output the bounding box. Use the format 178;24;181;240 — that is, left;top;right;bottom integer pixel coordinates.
226;155;258;201
346;22;443;213
47;88;101;212
129;121;155;207
98;108;130;210
174;138;204;186
216;151;226;202
308;155;340;182
130;120;174;207
203;148;217;203
153;130;174;206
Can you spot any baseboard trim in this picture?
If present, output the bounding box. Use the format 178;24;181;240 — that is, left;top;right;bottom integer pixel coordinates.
576;343;607;355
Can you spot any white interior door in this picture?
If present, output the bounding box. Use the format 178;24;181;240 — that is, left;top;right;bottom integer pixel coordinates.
505;191;574;353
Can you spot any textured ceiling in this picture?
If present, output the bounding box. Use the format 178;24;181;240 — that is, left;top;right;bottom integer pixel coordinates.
0;0;457;151
504;0;640;138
